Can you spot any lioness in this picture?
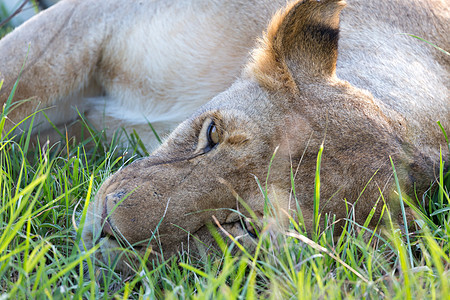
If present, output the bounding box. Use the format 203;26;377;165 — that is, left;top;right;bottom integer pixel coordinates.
84;0;448;271
1;0;449;273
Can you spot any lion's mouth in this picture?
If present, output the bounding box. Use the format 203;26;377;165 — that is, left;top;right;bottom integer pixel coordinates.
96;218;257;251
96;196;259;259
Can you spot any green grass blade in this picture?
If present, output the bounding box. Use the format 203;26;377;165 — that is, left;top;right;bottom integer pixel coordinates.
389;156;414;267
313;143;324;241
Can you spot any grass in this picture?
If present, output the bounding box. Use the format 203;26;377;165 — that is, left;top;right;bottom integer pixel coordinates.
0;23;449;299
0;82;448;299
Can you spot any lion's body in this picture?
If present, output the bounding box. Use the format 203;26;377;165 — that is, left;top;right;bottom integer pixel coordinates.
0;0;448;272
0;0;285;147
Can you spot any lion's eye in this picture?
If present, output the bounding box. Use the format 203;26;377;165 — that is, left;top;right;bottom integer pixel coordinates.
206;121;219;149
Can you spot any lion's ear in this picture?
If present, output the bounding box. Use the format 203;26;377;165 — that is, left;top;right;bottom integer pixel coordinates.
246;0;346;93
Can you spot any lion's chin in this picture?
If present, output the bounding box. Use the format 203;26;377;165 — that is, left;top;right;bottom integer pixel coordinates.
87;220;258;275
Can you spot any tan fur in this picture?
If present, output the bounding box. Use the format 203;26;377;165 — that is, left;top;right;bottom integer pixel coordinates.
0;0;285;147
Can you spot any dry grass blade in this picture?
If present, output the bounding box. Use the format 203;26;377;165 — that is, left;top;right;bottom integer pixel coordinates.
0;0;29;28
286;230;384;297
